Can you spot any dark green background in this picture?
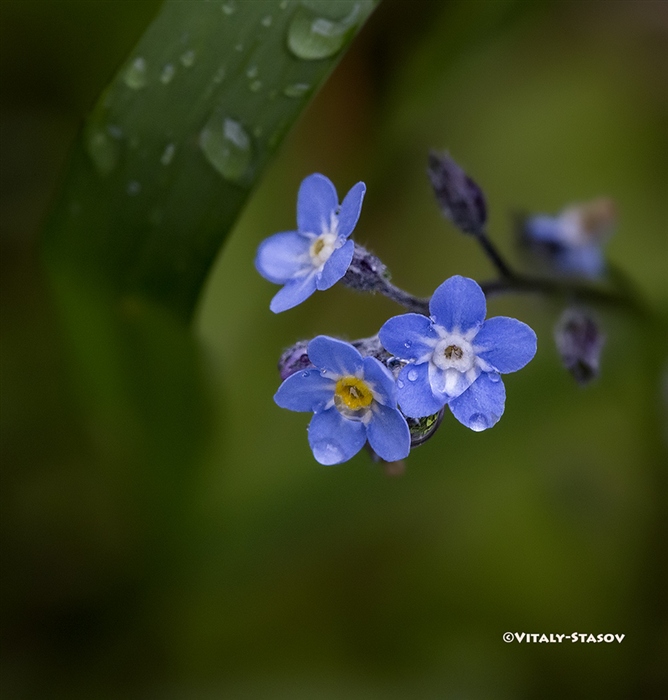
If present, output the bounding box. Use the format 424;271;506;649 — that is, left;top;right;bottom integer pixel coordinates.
2;0;666;697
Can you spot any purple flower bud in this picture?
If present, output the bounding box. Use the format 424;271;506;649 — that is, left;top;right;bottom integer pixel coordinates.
341;243;389;293
427;151;487;235
554;308;605;385
278;340;313;381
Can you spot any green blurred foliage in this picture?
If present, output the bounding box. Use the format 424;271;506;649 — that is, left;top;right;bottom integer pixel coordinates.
2;0;667;698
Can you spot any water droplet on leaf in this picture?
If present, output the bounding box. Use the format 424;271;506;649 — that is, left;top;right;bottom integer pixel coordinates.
85;126;120;176
160;63;175;84
287;3;368;60
124;57;148;89
283;82;311;98
160;143;176;165
199;116;252;183
180;49;196;67
127;180;141;196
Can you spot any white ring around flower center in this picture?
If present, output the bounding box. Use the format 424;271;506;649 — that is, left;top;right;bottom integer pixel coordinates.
431;335;475;373
309;232;338;268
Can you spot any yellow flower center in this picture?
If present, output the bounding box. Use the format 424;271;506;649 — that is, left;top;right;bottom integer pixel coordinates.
334;376;373;413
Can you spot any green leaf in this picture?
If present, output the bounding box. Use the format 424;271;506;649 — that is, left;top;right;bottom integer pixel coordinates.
42;0;377;322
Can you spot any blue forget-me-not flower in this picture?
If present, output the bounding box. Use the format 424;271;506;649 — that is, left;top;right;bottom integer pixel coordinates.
274;336;411;465
520;197;616;278
379;276;537;431
255;173;366;313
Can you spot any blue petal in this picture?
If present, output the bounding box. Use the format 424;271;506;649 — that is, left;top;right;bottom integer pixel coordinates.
428;363;480;401
396;362;446;418
379;313;437;362
269;272;317;313
255;231;310;284
297;173;338;236
274;369;335;413
308;407;367;465
474;317;537;374
367;403;410;462
307;336;363;377
429;275;486;333
337;181;366;239
524;215;561;243
448;372;506;431
362;356;397;407
316;239;354;290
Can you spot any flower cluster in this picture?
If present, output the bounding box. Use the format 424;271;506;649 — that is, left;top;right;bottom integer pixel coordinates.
255;160;619;468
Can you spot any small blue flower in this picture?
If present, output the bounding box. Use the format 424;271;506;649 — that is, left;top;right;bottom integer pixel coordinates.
378;276;537;431
520;198;616;278
274;336;410;465
255;173;366;313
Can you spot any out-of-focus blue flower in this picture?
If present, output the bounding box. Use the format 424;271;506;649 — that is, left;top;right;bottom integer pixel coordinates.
379;276;537;431
274;336;410;465
255;173;366;313
520;198;616;278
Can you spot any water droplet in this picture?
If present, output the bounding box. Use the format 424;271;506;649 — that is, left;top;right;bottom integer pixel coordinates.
404;340;412;349
127;180;141;196
397;380;404;389
160;143;176;165
213;66;226;83
221;0;236;15
287;3;366;60
85;126;120;176
320;369;328;377
488;373;500;383
468;413;489;432
180;49;196;67
160;63;175;84
124;56;147;89
199;116;252;183
312;440;345;465
301;371;310;378
283;82;311;98
249;80;262;92
407;369;418;382
261;14;272;27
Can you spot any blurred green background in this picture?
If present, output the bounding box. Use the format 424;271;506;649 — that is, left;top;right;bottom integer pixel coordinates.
1;0;667;698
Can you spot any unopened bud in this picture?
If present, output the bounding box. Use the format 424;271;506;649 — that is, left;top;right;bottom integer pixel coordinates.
427;151;487;235
278;339;313;381
554;308;605;385
342;243;389;293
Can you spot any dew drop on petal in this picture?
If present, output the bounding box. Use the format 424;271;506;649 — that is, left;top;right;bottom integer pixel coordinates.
301;371;310;378
468;413;489;432
124;56;147;89
312;440;345;465
404;340;412;349
397;379;404;389
199;115;253;183
407;369;418;382
488;372;500;383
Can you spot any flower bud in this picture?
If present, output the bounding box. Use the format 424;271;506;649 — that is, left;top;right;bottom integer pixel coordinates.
342;243;389;293
519;198;616;278
554;308;605;385
427;151;487;235
278;339;313;381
